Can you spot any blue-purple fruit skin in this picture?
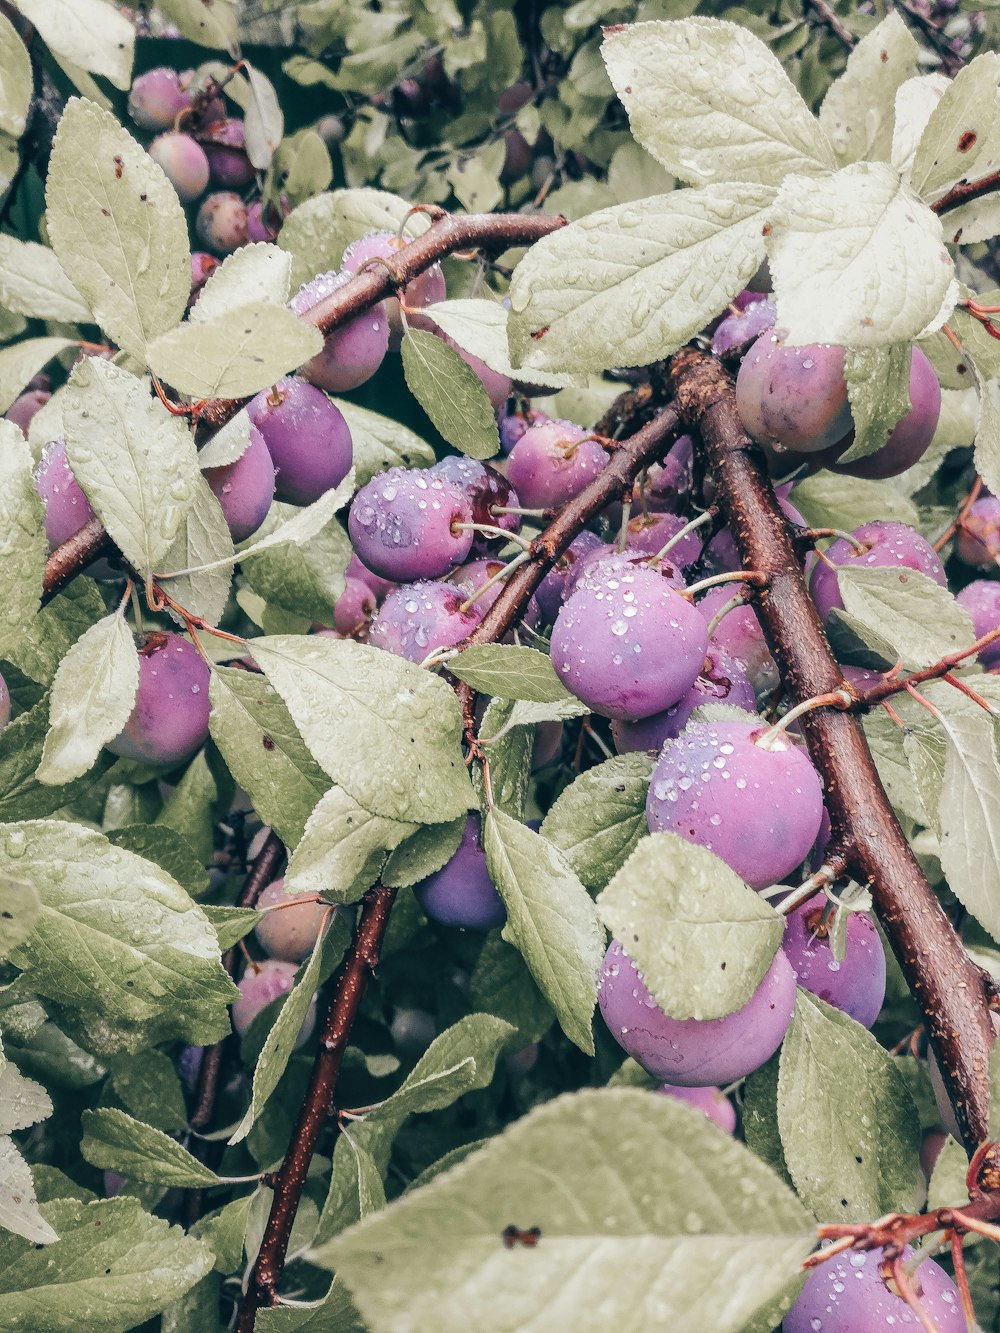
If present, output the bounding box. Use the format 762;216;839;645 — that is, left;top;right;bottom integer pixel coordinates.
431;456;521;552
635;435;695;514
34;439;96;549
646;721;825;889
551;562;708;721
128;67;193;130
346;552;396;601
957;580;1000;669
413;814;506;929
189;251;219;309
248;376;353;506
535;530;604;623
506;419;607;509
623;510;704;567
783;1245;964;1333
107;632;211;766
349;466;473;581
696;582;779;698
599;940;796;1085
657;1082;736;1133
290;270;389;393
611;645;755;753
341;230;446;343
232;959;316;1049
830;346;941;480
369;581;479;661
0;671;10;730
203;423;275;541
195;191;249;255
254;878;330;962
809;520;948;621
332;578;377;638
147;132;210;202
956;495;1000;568
736;332;852;453
200;118;256;188
5;388;50;436
782;894;886;1029
711;297;776;357
246;196;291;242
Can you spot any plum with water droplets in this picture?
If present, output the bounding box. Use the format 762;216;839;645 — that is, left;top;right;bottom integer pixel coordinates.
431;456;521;551
646;720;825;888
368;581;479;661
107;632;211;766
341;230;446;343
34;439;96;549
782;1244;964;1332
232;959;316;1049
957;580;1000;669
254;878;331;962
506;418;607;509
202;423;274;541
610;644;755;753
956;495;1000;569
829;346;941;480
711;296;776;357
248;376;353;506
782;894;886;1028
290;269;389;393
809;521;947;621
348;466;473;581
413;814;506;930
599;939;796;1085
535;530;604;623
736;332;852;453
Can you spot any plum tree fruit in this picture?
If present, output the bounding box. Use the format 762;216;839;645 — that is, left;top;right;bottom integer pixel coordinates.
599;939;796;1084
341;230;446;343
202;423;275;542
247;376;353;506
783;1244;964;1331
957;580;1000;668
199;118;256;188
348;466;474;581
646;720;825;888
128;66;192;129
736;332;852;453
253;879;331;962
535;530;605;622
623;510;704;567
188;251;220;309
346;553;396;602
232;959;317;1049
246;195;291;242
331;577;378;638
107;632;211;766
657;1082;737;1133
829;346;941;480
781;895;886;1028
711;296;775;357
195;191;249;255
5;387;51;436
413;814;506;929
290;270;389;393
34;439;96;549
695;583;780;699
610;645;755;752
810;521;948;621
956;495;1000;568
551;561;708;720
147;132;210;203
431;456;520;551
368;581;480;660
506;418;608;508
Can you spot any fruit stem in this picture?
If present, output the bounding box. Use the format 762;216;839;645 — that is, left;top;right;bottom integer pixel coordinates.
755;689;853;749
683;569;767;598
458;549;530;613
646;509;714;566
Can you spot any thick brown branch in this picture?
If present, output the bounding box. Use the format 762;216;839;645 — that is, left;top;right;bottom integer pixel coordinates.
236;883;396;1330
932;170;1000;220
41;517;112;605
669;347;994;1151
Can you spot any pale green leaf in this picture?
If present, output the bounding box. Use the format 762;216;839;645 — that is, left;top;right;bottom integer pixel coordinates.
446;140;505;214
601;19;834;187
46;99;189;358
0;422;47;657
891;75;951;183
0;235;91;323
910;54;1000;200
245;63;284;170
284;784;416;903
927;1136;972;1212
484;808;603;1054
0;696;115;825
277;187;431;291
157;0;238;49
195;410;251;469
37;609;139;785
597;833;783;1020
0;15;31;138
936;193;1000;246
146;302;323;400
423;299;569;390
818;13;920;165
769;162;954;348
0;1061;52;1135
401;329;500;459
789;471;919;532
333;399;435;487
201;903;262;952
0;1137;58;1244
109;1050;187;1133
240;502;351;626
381;817;465;889
472;699;532;821
16;0;134;89
81;1108;220;1187
449;645;570;703
0;336;75;414
541;752;653;891
157;476;234;629
974;372;1000;502
0;872;40;960
508;186;772;375
250;636;474;825
189;244;291;325
63;358;201;579
777;991;922;1220
836;566;973;669
838;344;914;464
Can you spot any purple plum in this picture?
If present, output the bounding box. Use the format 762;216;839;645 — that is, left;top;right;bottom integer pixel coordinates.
348;466;473;581
289;269;389;393
346;553;396;602
232;959;317;1049
956;495;1000;569
623;510;704;567
809;521;947;621
736;332;852;453
5;388;51;436
254;878;330;962
657;1082;736;1133
957;580;1000;669
368;581;479;661
188;251;219;310
711;297;776;357
535;530;604;623
199;118;255;188
341;230;446;343
506;418;608;509
202;423;275;541
431;456;520;551
610;644;755;752
413;814;505;929
331;577;377;638
246;195;291;243
830;347;941;480
195;191;249;255
147;131;209;202
247;376;353;506
782;895;886;1028
783;1245;964;1332
696;583;779;697
34;439;96;549
107;632;211;766
128;67;193;130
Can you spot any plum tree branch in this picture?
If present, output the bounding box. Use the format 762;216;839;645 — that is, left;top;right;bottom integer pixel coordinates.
668;346;995;1154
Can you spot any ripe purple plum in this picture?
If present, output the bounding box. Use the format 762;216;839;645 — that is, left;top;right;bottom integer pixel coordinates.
247;376;353;505
246;195;291;243
956;495;1000;568
501;128;532;183
176;1044;204;1094
348;466;473;581
202;423;275;541
782;895;886;1028
128;67;193;130
634;435;695;513
507;418;608;509
809;521;947;621
623;511;704;567
232;959;317;1049
535;530;604;623
830;347;941;480
696;583;779;697
448;559;507;619
289;269;389;393
341;230;446;343
188;251;219;309
646;720;825;888
107;632;211;766
195;192;249;255
551;561;708;720
147;131;210;203
34;439;96;549
657;1082;736;1133
346;552;396;602
199;118;256;188
610;644;755;753
413;814;505;929
369;581;479;661
254;878;330;962
957;580;1000;669
710;297;776;357
431;456;520;551
0;670;9;730
783;1245;964;1332
5;387;50;436
736;332;852;453
331;577;377;638
599;940;796;1084
499;408;532;455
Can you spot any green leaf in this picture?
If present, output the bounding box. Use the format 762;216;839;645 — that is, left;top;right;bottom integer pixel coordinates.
422;299;568;391
196;1190;257;1274
401;329;500;459
201;903;262;951
250;636;474;825
0;14;31;138
0;1137;58;1243
106;824;210;899
0;1196;214;1329
768;162;953;348
0;1058;52;1135
244;62;284;170
81;1108;220;1187
109;1050;187;1133
789;471;919;532
910;53;1000;199
196;410;251;470
156;751;220;865
836;566;973;669
277;187;431;290
0;696;116;823
472;698;533;821
157;0;237;49
0;336;75;415
147;302;323;400
323;1088;813;1331
601;19;834;188
484;808;603;1054
0;871;40;960
927;1135;972;1212
449;645;575;703
4;820;237;1041
974;372;1000;503
381;817;465;889
838;344;914;464
63;359;202;580
16;0;134;89
255;1282;364;1331
157;478;234;629
0;235;91;323
0;422;46;658
597;833;784;1020
469;935;554;1043
508;186;772;376
37;608;139;785
46;98;189;359
818;13;920;165
541;752;653;891
333;399;436;487
189;243;291;325
240;501;352;625
777;990;922;1220
742;1054;792;1187
276;129;333;207
284;785;416;904
208;666;330;850
3;578;107;688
